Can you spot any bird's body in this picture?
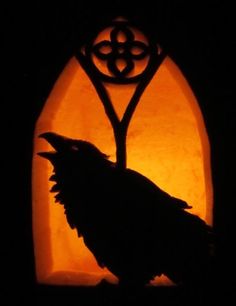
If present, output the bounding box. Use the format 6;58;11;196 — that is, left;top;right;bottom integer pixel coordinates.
39;132;212;287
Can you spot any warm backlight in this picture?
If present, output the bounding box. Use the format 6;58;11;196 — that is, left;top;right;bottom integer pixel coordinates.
32;56;213;286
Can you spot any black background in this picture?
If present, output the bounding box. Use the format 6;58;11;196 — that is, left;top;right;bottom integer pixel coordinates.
3;0;235;305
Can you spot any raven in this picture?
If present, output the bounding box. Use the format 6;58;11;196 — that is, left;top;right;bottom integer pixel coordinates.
39;132;212;287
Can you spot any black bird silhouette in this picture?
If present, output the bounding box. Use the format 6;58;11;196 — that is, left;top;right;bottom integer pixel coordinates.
38;132;212;287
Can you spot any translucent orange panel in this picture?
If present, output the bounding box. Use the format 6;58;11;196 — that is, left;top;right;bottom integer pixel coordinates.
32;56;213;286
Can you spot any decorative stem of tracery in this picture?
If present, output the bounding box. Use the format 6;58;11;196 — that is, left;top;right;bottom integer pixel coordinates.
76;19;166;170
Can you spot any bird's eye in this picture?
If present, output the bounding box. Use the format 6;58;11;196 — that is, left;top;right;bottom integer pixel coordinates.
71;145;79;151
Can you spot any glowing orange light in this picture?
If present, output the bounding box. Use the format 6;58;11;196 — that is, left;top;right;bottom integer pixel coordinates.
32;53;213;286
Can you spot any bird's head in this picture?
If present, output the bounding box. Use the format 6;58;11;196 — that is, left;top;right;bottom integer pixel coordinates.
38;132;110;166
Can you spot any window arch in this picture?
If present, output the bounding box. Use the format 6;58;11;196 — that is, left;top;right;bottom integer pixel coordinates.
32;21;213;286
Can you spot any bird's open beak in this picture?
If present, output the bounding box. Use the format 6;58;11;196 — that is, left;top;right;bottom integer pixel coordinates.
37;151;56;161
39;132;65;150
38;132;71;160
38;132;71;151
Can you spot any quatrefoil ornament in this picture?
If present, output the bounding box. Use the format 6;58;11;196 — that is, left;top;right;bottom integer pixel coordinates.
92;26;149;78
79;19;163;84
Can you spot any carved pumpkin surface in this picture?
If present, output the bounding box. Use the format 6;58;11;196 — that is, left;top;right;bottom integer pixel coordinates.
33;54;212;285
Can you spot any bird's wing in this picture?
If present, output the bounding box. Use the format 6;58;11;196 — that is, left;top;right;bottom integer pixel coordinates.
124;168;191;209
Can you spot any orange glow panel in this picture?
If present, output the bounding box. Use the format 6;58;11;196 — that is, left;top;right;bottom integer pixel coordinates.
32;56;213;286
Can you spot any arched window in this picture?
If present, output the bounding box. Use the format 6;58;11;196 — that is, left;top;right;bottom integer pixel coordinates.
32;19;213;286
